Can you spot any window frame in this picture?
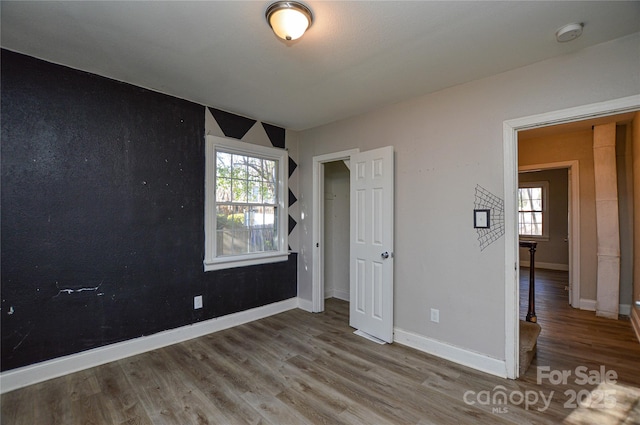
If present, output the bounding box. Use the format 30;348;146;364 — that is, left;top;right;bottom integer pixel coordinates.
517;180;549;241
204;135;288;271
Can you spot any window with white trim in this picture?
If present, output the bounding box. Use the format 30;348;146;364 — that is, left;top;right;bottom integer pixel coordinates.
518;181;549;239
204;136;288;271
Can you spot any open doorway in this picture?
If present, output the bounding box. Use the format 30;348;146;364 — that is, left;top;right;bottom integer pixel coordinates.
517;163;577;307
312;149;358;313
518;116;636;313
516;115;636;377
502;95;639;379
323;161;350;303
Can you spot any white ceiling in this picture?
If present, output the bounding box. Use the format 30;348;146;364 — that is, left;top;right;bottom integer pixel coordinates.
2;1;639;131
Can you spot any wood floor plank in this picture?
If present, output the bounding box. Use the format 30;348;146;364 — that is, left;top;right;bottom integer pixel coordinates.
118;355;179;424
178;342;275;425
195;335;284;398
314;331;433;384
68;391;121;424
120;350;224;425
338;402;400;425
294;348;515;425
286;354;423;424
217;332;289;396
31;374;74;424
159;344;241;424
276;385;347;424
240;390;310;425
0;385;36;424
93;361;152;425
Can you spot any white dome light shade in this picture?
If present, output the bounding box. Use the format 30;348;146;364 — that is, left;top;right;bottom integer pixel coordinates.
266;1;313;41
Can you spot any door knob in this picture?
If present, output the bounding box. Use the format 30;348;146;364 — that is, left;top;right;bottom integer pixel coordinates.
381;251;390;259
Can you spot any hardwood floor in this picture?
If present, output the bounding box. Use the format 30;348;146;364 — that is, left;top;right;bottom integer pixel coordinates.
2;271;639;424
518;268;640;424
519;268;640;387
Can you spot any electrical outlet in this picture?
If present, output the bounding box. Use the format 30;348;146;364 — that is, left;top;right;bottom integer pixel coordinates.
430;308;439;323
194;295;203;309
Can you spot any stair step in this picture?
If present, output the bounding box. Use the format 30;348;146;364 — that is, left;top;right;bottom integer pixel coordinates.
520;320;541;350
520;320;541;375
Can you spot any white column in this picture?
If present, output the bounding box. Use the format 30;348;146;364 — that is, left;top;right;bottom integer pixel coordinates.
593;123;620;319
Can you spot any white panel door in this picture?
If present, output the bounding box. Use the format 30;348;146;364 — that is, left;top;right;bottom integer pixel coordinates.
350;146;394;343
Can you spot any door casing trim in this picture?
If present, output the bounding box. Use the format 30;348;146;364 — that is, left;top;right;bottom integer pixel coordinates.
312;149;359;313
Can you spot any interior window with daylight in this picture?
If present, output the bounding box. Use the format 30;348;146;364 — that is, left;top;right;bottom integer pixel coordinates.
204;136;288;271
518;181;548;239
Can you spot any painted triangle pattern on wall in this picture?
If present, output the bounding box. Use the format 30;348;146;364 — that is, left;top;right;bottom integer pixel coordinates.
288;189;297;207
205;107;299;252
288;215;297;234
262;122;286;149
288;156;298;178
208;107;256;140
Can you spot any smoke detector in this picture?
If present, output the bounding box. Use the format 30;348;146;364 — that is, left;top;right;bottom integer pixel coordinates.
556;23;583;43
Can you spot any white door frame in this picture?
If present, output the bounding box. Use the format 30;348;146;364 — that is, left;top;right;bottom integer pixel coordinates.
312;149;359;313
518;161;580;307
503;94;640;379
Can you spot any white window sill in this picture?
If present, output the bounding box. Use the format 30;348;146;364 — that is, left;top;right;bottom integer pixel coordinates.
204;252;289;271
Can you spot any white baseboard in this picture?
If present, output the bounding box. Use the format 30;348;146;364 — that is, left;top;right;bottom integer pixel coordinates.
393;328;507;379
619;304;631;316
297;297;313;312
332;290;350;302
0;297;299;394
519;261;569;271
581;300;630;316
580;298;597;311
631;308;640;344
324;290;350;302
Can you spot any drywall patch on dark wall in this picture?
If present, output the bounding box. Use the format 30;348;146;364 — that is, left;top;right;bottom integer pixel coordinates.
0;50;297;371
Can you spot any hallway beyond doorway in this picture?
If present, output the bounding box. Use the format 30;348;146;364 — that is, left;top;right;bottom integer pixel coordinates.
519;268;640;388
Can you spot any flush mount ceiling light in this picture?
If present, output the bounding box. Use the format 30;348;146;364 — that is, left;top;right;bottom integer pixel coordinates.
556;23;584;42
266;1;313;41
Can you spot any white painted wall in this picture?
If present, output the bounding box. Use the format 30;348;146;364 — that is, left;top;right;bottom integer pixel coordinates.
296;33;640;362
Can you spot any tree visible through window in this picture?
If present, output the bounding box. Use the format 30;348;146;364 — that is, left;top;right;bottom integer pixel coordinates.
518;182;547;237
215;151;278;255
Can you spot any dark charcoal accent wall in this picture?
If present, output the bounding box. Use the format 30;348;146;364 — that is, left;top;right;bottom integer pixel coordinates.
0;50;297;372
